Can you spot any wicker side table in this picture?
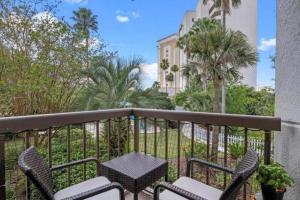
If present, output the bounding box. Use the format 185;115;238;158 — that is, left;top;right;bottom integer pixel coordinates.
101;152;168;200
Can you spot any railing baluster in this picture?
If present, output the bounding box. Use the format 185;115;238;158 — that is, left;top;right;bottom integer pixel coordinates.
191;122;195;178
96;121;100;160
25;131;31;199
177;121;181;179
264;130;272;165
206;125;210;185
107;119;111;159
244;128;248;200
224;126;228;189
134;116;139;152
154;118;157;157
83;123;87;180
165;120;168;161
165;120;169;181
67;125;71;186
144;117;147;154
118;117;121;157
127;116;130;153
48;128;52;168
0;134;6;200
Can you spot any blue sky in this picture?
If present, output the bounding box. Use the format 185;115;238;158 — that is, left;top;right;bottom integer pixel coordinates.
57;0;276;88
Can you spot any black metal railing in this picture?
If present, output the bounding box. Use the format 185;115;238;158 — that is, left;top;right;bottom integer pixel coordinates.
0;108;281;200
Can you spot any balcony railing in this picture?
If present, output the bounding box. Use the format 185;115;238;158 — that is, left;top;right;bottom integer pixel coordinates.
0;108;281;200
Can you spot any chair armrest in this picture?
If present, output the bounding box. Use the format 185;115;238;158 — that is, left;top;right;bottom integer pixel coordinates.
154;182;207;200
60;182;125;200
51;157;100;176
187;158;234;177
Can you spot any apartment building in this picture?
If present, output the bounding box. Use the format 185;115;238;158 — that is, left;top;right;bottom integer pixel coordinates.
157;0;257;96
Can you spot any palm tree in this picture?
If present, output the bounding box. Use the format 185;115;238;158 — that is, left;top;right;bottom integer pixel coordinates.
203;0;242;113
178;18;257;161
160;59;170;93
203;0;241;28
72;7;98;68
83;57;141;109
79;57;174;156
171;64;179;93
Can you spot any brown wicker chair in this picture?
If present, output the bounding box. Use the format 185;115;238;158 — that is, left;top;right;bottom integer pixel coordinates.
154;149;259;200
18;146;125;200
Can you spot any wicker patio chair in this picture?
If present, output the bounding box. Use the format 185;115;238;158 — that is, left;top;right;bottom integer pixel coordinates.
18;146;125;200
154;149;259;200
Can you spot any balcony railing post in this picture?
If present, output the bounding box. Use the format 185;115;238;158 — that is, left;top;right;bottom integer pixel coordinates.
0;134;5;200
264;130;272;165
134;115;139;152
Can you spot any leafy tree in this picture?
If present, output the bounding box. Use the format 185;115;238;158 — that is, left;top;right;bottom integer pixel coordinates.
72;7;98;68
178;18;257;161
203;0;242;114
226;85;274;116
0;0;85;116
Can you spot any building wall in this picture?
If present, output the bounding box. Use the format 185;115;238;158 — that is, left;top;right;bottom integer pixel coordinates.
157;35;180;95
157;0;257;95
275;0;300;199
179;11;196;89
225;0;257;87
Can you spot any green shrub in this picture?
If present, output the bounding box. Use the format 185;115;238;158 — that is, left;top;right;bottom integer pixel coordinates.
228;143;244;160
256;163;294;190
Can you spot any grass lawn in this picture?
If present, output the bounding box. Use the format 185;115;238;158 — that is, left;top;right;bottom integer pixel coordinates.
134;129;192;160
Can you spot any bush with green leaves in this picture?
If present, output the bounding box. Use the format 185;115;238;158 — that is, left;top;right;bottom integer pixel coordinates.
229;143;244;160
256;163;294;190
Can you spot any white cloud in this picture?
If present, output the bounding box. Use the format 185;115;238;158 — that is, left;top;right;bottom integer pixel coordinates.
65;0;88;4
131;12;140;18
140;63;158;88
115;10;140;23
33;11;57;23
116;15;129;23
258;38;276;51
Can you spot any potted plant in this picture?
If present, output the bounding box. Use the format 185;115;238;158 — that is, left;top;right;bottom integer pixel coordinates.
256;163;294;200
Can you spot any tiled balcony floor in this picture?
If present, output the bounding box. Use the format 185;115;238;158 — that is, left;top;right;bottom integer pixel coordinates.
125;191;152;200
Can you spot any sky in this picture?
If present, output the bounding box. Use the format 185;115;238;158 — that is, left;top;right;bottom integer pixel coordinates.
57;0;276;88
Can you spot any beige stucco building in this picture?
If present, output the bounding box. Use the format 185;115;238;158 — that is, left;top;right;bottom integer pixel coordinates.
157;0;257;96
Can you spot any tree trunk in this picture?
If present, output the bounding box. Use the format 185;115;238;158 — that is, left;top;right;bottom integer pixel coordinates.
221;9;227;114
86;36;89;69
211;77;222;162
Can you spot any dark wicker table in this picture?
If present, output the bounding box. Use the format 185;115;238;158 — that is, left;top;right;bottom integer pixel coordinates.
101;152;168;200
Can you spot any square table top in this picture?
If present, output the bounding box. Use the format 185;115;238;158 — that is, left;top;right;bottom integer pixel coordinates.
101;152;168;180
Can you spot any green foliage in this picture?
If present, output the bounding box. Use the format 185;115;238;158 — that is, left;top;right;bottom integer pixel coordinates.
227;85;275;116
128;84;175;110
228;143;244;159
72;7;98;37
0;0;88;116
168;164;177;183
256;163;294;190
160;59;169;70
171;65;179;72
165;73;174;82
175;85;212;112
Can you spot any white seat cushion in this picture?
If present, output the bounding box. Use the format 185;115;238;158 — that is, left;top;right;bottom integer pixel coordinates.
159;176;223;200
54;176;120;200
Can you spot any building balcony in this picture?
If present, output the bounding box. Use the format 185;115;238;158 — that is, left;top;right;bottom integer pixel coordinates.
0;108;281;199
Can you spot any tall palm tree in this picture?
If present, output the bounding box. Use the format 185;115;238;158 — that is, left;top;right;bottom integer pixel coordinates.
203;0;241;28
203;0;242;113
171;64;179;94
160;59;170;93
178;18;257;161
72;7;98;68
